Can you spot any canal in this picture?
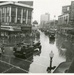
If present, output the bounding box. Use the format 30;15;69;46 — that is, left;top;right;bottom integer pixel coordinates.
0;30;74;73
29;30;66;73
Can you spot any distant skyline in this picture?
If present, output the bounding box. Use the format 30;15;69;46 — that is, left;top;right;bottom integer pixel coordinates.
2;0;74;23
32;0;74;23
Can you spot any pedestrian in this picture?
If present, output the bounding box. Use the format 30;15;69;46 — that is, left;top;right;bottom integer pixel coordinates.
1;45;4;53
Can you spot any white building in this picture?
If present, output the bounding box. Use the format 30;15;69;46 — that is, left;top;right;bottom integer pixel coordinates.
40;13;50;25
0;1;33;36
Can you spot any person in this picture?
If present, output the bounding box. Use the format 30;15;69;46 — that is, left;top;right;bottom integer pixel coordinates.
1;45;4;53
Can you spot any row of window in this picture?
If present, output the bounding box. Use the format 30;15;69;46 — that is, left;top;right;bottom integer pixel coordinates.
0;7;10;22
0;7;32;24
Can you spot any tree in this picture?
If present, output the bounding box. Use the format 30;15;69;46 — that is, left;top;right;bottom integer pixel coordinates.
33;20;38;24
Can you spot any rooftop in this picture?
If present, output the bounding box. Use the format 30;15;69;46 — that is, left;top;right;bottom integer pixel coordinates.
0;1;33;9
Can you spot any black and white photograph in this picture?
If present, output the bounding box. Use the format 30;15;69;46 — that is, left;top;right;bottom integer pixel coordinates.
0;0;74;73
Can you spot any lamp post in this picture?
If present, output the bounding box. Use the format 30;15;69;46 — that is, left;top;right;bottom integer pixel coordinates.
47;51;56;73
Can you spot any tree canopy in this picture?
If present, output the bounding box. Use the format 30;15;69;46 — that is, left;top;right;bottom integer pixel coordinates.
33;20;38;24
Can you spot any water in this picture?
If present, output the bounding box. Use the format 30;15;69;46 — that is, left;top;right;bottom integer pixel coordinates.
29;31;66;73
1;30;74;73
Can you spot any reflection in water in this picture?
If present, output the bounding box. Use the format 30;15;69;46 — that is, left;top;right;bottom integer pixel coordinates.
29;31;66;73
56;34;74;62
49;37;55;44
1;30;74;73
0;30;41;46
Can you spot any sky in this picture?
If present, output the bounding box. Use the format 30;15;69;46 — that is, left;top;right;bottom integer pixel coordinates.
4;0;74;23
32;0;74;23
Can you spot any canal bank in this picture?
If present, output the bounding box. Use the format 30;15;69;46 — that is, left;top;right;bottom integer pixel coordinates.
0;30;73;73
53;61;71;73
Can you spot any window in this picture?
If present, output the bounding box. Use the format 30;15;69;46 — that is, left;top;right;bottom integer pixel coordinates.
3;7;5;13
23;9;26;18
0;8;1;21
27;10;32;24
11;16;15;23
2;17;4;22
7;7;9;13
6;7;10;22
17;8;21;17
2;7;5;22
67;7;69;11
11;7;16;16
28;10;32;19
11;7;16;23
23;9;26;24
17;8;21;23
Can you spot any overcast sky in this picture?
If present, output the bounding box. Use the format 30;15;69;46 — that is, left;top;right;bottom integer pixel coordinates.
7;0;74;23
32;0;74;23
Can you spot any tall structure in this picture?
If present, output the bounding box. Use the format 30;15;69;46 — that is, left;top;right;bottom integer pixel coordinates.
0;1;33;36
58;1;74;25
58;1;74;35
62;5;70;14
40;13;50;25
58;5;70;25
69;1;74;25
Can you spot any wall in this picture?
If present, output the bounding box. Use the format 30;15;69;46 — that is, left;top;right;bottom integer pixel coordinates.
69;1;74;24
62;5;70;14
58;14;69;25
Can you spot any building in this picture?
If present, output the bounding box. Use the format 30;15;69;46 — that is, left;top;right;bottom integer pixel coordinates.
62;5;70;15
58;13;69;25
69;1;74;25
58;1;74;25
40;13;50;25
58;1;74;35
18;1;33;6
0;1;33;36
58;5;70;25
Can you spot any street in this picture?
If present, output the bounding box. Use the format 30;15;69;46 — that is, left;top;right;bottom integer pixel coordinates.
0;30;74;73
0;0;74;73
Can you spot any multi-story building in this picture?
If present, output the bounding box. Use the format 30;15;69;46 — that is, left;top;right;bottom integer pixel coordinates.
69;1;74;25
0;1;33;36
58;1;74;25
62;5;70;14
40;13;50;25
58;1;74;35
58;13;69;25
58;5;70;25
